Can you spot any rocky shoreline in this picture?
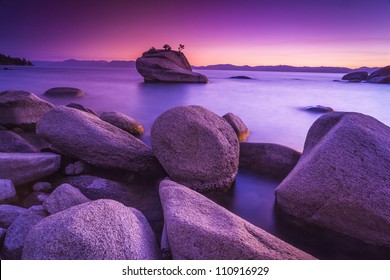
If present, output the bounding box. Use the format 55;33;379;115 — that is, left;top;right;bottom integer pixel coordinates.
0;89;389;260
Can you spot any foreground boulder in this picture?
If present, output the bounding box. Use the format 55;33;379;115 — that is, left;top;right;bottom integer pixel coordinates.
42;183;90;215
136;49;208;83
22;199;160;259
368;66;390;84
36;106;162;174
239;143;301;178
0;153;61;185
0;129;38;153
342;71;368;82
275;112;390;247
222;113;249;141
44;87;84;98
100;111;144;136
0;90;54;130
160;179;314;259
62;175;163;238
151;106;239;191
2;209;47;259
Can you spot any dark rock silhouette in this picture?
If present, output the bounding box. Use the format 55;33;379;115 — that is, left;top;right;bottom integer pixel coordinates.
136;49;208;83
367;65;390;84
342;71;368;82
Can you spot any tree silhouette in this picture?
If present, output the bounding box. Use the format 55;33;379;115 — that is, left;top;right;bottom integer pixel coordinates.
178;44;185;52
163;44;172;51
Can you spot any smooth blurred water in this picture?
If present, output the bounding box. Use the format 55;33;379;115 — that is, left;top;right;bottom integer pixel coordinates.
1;66;390;259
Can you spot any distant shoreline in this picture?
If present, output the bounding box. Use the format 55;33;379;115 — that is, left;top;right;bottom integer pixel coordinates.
26;59;379;74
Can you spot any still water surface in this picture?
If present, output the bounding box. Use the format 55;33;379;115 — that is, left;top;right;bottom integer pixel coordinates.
1;66;390;259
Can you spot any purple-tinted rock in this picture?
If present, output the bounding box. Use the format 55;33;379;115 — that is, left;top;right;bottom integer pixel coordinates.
0;180;17;204
66;103;97;116
0;90;54;130
32;182;52;193
0;152;61;185
42;183;90;215
342;71;368;82
368;66;390;84
21;192;49;208
100;111;144;136
64;161;86;175
239;142;301;178
222;112;249;141
275;112;390;247
0;205;27;228
136;50;208;83
22;199;160;260
0;130;38;153
159;179;315;260
44;87;84;98
151;105;239;192
2;209;47;259
36;106;162;175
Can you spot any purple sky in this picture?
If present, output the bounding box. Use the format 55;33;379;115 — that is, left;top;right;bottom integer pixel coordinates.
1;0;389;67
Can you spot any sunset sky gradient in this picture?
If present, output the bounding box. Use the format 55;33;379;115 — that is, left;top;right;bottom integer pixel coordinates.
1;0;389;67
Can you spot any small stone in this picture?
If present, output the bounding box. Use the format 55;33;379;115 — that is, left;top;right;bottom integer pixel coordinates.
222;112;249;141
64;161;86;175
32;182;52;193
0;205;28;228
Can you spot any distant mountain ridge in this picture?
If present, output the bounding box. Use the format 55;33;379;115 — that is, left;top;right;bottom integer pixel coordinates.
33;59;135;68
32;59;378;73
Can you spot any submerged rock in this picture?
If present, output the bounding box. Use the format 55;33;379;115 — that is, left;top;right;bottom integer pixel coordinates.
342;71;368;82
0;90;54;130
100;111;144;136
304;105;334;113
36;106;162;175
239;143;301;178
275;112;390;247
136;49;208;83
44;87;84;98
222;112;249;141
229;76;252;79
0;153;61;186
22;199;160;260
64;161;86;175
159;179;315;260
151;105;239;192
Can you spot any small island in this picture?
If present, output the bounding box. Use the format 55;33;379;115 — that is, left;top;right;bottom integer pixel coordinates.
135;44;208;83
0;53;33;66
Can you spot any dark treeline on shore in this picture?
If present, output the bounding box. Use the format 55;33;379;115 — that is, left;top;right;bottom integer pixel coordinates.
0;53;33;66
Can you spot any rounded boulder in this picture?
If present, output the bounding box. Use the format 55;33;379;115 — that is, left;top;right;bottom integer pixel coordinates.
151;105;239;192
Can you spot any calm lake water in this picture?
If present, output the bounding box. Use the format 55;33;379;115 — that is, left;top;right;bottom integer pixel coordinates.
1;66;390;259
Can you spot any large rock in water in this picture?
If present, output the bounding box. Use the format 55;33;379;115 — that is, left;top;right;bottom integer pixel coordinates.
342;71;368;82
368;65;390;84
36;106;162;174
275;112;390;247
0;153;61;185
136;49;208;83
151;105;239;192
44;87;84;98
0;90;54;130
222;112;249;141
239;143;301;178
22;199;160;260
159;179;314;259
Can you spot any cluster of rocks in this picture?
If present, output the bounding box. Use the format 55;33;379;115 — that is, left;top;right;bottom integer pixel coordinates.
342;65;390;83
1;88;389;259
